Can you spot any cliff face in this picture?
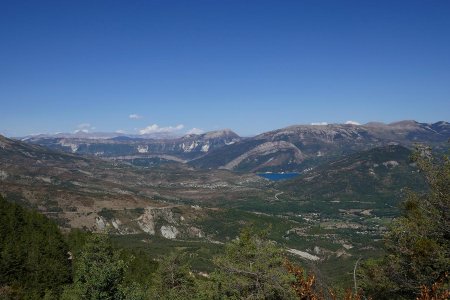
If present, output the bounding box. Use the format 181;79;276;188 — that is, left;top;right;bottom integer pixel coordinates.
25;129;241;160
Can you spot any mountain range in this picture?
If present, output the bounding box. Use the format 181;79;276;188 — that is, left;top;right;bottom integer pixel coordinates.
0;123;441;274
23;120;450;172
0;131;428;237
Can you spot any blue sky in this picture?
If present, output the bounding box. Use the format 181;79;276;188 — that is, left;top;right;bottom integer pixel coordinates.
1;0;449;137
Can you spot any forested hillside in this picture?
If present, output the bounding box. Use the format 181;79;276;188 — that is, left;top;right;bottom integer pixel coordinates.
0;195;71;298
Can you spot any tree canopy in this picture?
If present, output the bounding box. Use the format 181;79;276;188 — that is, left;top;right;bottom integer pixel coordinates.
0;195;71;299
359;146;450;299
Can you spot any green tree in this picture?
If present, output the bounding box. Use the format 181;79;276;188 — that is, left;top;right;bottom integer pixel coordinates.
0;195;71;299
360;146;450;299
119;249;158;293
62;234;144;300
150;252;198;300
210;228;297;300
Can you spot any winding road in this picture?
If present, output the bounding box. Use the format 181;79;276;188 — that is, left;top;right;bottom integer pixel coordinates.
274;191;284;200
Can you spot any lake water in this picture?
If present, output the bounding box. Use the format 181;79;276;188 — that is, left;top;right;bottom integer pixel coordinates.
257;172;300;181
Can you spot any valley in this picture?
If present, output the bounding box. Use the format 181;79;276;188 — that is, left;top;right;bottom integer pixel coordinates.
2;120;448;288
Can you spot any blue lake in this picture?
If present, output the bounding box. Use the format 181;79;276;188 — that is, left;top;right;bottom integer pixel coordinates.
257;172;300;181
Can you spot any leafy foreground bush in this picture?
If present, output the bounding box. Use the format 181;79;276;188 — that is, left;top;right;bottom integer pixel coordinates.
359;146;450;299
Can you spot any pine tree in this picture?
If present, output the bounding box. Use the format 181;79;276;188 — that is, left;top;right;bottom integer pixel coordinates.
150;252;198;300
62;234;147;300
0;195;71;299
359;146;450;299
210;228;297;299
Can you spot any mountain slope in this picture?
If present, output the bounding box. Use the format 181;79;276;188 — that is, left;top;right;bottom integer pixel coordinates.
0;135;267;235
25;129;241;161
277;145;426;217
190;121;450;172
21;120;450;172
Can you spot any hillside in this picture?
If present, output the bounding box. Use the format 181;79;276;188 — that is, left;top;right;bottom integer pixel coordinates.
24;129;241;161
190;121;450;172
0;194;71;298
22;121;450;173
277;145;426;217
0;135;269;237
0;134;437;291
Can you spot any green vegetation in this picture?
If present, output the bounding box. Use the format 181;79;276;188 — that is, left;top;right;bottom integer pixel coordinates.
1;139;449;299
0;195;71;299
278;145;427;217
1;196;448;299
61;234;147;300
210;228;297;299
0;200;309;300
150;252;198;300
359;146;450;299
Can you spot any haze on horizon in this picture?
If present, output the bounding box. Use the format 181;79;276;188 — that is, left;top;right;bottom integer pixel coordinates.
1;0;449;137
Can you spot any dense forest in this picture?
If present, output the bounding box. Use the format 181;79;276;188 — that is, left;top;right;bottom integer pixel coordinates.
0;149;448;299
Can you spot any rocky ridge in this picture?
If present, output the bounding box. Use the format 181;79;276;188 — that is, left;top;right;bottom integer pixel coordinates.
20;120;450;172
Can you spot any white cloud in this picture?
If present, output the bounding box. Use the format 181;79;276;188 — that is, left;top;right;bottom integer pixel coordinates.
345;120;361;125
139;124;184;135
310;122;328;126
129;114;143;120
115;129;126;134
186;128;205;135
77;123;91;129
74;123;95;133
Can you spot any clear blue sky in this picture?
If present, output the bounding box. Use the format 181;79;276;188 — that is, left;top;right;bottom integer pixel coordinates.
1;0;449;137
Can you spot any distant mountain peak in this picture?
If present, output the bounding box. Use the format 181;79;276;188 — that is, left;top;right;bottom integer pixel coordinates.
434;120;449;125
181;129;240;140
363;122;386;127
0;134;15;149
388;120;419;127
203;129;239;139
